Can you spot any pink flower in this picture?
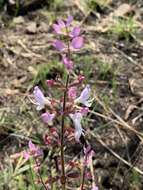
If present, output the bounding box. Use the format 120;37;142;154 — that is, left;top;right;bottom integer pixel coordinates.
23;140;43;161
69;112;84;142
23;151;30;161
68;87;77;99
91;185;99;190
47;79;55;87
54;40;65;51
66;15;73;26
75;85;91;107
62;55;73;70
85;149;95;166
33;86;49;110
28;140;43;157
71;36;84;49
53;20;65;34
70;26;81;38
80;107;89;115
78;75;85;83
84;145;92;156
41;112;55;124
53;16;73;35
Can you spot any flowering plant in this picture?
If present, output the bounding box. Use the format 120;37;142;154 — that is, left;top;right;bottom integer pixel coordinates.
24;16;98;190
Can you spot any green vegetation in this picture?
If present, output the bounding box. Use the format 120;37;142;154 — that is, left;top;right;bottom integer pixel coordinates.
130;170;142;189
49;0;64;10
33;60;66;87
87;0;110;10
96;60;115;80
109;17;138;40
0;0;4;10
74;54;95;79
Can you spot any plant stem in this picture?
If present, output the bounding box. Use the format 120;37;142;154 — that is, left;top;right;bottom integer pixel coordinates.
34;158;48;190
80;152;88;190
60;28;71;190
60;74;69;190
29;160;37;190
80;161;86;190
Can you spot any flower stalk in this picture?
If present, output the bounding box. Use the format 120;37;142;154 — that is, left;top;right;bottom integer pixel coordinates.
60;73;69;190
34;158;48;190
60;26;71;190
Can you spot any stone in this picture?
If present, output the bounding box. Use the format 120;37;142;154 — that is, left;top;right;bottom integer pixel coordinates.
26;22;37;34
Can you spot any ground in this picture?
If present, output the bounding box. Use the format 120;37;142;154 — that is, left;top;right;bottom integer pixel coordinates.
0;0;143;189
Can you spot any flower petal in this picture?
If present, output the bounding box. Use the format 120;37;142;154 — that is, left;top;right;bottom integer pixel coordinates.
23;151;30;161
54;40;65;51
71;36;84;49
28;140;36;151
66;15;73;26
33;86;46;110
53;24;61;34
57;19;65;28
69;112;84;142
75;127;83;142
91;185;99;190
41;112;55;124
71;26;81;37
80;85;90;101
62;55;73;70
80;107;89;115
68;87;77;99
75;85;91;107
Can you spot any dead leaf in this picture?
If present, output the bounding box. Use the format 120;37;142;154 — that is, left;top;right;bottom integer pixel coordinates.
4;88;19;95
132;113;143;125
128;78;143;97
28;66;38;76
124;105;137;120
11;76;27;88
128;78;135;94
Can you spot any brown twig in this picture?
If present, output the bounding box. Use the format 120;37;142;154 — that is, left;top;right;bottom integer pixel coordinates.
90;133;143;175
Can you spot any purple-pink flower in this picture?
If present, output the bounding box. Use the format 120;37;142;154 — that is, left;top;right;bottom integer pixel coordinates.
53;16;73;35
54;40;65;51
70;26;81;38
71;36;84;49
91;185;99;190
80;107;89;115
62;55;73;70
41;112;55;124
23;151;30;161
75;85;91;107
68;87;77;99
69;112;84;142
23;140;43;161
33;86;49;110
78;75;85;83
47;79;55;87
66;15;73;26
